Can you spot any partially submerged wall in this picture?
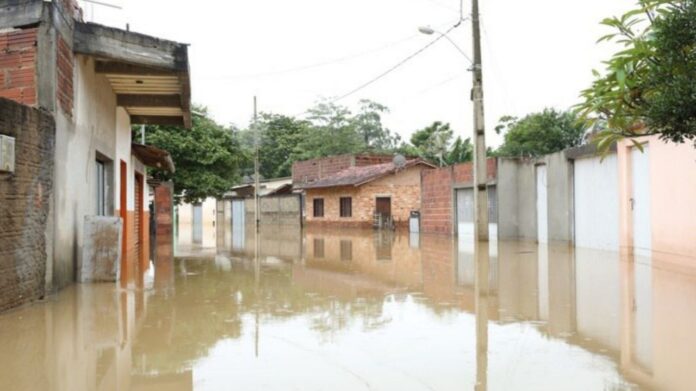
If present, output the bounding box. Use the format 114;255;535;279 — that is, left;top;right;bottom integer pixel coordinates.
497;151;573;242
0;97;55;311
245;194;301;226
420;159;497;235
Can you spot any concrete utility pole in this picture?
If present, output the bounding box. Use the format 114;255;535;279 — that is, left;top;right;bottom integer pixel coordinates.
253;96;261;233
471;0;489;242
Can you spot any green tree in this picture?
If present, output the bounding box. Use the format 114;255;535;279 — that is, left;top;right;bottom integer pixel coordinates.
446;136;473;164
239;113;310;179
352;99;401;151
494;109;586;158
137;106;244;204
576;0;696;151
410;121;454;166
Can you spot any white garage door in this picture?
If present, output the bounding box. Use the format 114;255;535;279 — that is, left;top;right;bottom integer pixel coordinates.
573;155;620;251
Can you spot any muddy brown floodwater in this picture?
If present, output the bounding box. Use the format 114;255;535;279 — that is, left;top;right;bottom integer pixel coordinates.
1;224;696;391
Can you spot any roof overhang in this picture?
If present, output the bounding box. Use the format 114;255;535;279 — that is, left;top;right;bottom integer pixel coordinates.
131;143;175;173
74;22;192;128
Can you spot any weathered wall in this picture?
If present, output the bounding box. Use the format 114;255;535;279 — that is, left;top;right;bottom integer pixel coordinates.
305;165;425;228
497;152;572;242
0;98;55;311
420;159;497;235
244;194;301;226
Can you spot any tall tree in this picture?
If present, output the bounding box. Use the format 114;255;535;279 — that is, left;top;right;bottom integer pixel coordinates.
576;0;696;151
494;109;586;158
410;121;454;166
352;99;401;151
137;106;245;204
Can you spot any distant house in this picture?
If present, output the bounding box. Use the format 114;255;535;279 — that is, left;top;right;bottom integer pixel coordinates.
298;159;435;228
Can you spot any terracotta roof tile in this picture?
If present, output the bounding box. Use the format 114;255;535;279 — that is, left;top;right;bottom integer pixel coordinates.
298;159;435;189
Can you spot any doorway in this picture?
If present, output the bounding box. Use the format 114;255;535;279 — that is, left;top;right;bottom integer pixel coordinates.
375;196;391;227
119;160;128;282
631;145;651;256
134;172;144;269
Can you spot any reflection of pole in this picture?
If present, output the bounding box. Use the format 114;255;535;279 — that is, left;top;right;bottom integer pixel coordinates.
254;209;261;358
474;240;489;391
253;96;260;234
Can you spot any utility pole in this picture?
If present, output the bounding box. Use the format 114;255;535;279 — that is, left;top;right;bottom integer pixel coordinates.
471;0;489;242
253;96;261;234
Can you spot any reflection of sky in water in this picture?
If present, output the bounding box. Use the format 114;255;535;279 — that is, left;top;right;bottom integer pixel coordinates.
4;223;696;390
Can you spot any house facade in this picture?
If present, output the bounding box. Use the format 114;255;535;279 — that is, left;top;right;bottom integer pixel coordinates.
300;160;435;228
0;0;190;310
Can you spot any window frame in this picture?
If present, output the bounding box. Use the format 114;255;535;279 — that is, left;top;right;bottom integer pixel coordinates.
339;196;352;218
313;198;324;218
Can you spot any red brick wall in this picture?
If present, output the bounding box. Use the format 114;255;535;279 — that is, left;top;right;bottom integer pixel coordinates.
420;158;497;234
0;27;37;106
354;154;394;167
56;35;73;116
421;166;454;234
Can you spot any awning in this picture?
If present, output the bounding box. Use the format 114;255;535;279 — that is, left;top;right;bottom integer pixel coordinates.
74;22;192;128
132;143;175;173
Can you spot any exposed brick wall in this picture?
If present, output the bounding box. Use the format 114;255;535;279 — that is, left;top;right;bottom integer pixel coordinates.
292;154;395;185
0;98;55;312
56;34;73;116
0;27;38;106
421;166;454;234
420;158;497;234
305;165;425;228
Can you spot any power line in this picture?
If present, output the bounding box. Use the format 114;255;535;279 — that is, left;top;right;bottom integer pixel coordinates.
330;24;459;104
199;33;422;81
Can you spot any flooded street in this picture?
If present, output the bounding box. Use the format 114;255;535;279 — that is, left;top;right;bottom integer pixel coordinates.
1;225;696;391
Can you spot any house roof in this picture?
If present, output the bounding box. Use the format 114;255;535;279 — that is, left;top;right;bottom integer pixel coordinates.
131;143;175;173
73;22;192;128
298;159;435;190
224;177;293;198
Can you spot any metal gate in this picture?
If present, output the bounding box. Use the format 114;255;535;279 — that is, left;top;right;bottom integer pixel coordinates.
573;155;619;250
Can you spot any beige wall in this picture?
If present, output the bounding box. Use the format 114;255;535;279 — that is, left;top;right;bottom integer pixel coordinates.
617;136;696;265
305;165;424;227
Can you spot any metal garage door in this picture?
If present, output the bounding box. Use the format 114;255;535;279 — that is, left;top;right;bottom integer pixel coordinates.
573;154;619;251
456;186;498;245
232;199;245;250
536;165;548;244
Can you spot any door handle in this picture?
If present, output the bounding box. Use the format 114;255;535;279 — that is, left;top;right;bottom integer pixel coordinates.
630;198;635;211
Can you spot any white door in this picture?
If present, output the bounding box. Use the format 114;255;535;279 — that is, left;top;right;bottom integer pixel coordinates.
573;155;620;251
631;146;651;255
536;165;548;243
192;204;203;244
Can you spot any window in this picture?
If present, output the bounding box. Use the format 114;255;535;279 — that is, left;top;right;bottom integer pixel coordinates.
313;198;324;217
95;155;112;216
340;240;352;261
339;197;352;218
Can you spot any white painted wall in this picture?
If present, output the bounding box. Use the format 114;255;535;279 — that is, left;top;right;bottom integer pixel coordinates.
573;154;620;251
536;165;548;243
178;197;217;248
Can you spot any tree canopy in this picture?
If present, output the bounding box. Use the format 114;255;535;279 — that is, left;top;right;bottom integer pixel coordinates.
576;0;696;151
136;106;245;204
493;109;586;158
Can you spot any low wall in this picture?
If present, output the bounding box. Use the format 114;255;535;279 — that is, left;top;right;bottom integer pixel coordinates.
244;194;301;226
0;98;55;312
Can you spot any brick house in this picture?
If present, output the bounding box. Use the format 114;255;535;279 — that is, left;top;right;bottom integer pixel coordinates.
292;153;395;187
0;0;190;310
299;159;435;228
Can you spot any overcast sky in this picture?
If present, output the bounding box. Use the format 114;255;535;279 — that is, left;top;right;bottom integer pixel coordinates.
79;0;633;147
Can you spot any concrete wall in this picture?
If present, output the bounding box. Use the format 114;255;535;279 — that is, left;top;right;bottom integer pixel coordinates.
244;194;301;226
0;98;55;312
497;152;573;242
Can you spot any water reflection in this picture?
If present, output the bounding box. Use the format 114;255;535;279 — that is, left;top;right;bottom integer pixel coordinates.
1;224;695;390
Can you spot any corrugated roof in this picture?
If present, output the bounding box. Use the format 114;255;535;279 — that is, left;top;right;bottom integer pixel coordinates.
298;159;435;189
